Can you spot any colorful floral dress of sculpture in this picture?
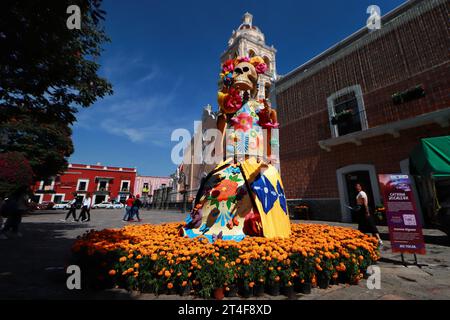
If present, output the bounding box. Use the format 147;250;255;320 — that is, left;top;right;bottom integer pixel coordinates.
226;101;264;159
181;56;291;242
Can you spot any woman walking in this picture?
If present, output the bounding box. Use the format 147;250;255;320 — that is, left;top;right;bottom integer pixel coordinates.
354;183;383;246
123;195;134;222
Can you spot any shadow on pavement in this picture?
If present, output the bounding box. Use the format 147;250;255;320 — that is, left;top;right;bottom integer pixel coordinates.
0;221;137;300
379;232;450;247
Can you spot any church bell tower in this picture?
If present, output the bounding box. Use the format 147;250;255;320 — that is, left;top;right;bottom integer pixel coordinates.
221;13;277;101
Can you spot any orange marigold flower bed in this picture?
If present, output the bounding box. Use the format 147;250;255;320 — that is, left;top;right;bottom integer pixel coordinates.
71;223;380;298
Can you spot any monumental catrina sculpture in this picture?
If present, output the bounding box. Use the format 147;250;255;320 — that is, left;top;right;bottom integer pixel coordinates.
180;56;291;241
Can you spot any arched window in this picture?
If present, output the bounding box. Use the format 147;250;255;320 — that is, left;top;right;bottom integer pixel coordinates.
248;49;256;58
263;56;271;72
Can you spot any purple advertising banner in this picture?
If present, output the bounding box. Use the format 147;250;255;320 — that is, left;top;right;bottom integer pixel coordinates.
378;174;426;255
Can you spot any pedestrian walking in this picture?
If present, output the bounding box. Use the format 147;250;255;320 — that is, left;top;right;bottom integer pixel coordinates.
123;195;134;221
0;189;28;238
62;194;77;222
354;183;383;246
77;193;92;222
131;194;142;222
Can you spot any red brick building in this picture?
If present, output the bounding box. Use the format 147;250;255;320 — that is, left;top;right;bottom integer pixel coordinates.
275;0;450;222
32;163;137;205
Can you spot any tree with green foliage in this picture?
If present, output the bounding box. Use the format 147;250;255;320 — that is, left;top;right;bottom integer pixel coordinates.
0;0;113;181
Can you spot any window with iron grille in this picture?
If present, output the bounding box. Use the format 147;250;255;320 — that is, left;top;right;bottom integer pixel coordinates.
327;85;368;138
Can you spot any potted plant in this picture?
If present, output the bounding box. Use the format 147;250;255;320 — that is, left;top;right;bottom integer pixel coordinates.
195;258;215;299
291;253;313;294
284;281;296;299
220;258;238;298
225;281;238;297
179;280;192;296
392;92;403;105
317;273;330;289
299;279;312;294
237;279;253;298
330;272;339;285
317;258;333;289
211;258;229;300
266;263;281;296
375;205;386;225
331;109;353;125
252;260;266;297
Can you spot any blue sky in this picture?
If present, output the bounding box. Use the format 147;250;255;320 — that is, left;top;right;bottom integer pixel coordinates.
71;0;406;176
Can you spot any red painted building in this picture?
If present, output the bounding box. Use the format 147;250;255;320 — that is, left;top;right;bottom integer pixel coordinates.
32;163;137;205
275;0;450;222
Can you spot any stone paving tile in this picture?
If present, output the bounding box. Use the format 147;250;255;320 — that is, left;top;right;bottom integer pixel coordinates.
0;209;449;300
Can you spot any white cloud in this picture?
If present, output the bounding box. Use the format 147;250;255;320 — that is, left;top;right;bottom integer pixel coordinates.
74;53;190;146
99;118;180;146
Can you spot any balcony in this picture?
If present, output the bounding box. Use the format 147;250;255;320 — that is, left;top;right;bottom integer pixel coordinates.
319;108;450;152
35;185;55;194
94;187;110;195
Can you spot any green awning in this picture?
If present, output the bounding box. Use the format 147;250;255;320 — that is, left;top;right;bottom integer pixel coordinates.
410;136;450;179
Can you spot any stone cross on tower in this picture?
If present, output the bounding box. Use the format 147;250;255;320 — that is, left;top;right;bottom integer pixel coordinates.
221;13;277;102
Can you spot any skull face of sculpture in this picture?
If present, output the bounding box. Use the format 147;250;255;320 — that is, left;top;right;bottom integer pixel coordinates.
232;62;257;92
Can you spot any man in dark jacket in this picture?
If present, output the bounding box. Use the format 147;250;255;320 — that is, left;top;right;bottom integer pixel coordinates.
131;194;142;222
0;189;28;238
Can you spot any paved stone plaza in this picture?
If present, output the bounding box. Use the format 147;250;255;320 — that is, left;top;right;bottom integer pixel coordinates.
0;209;449;300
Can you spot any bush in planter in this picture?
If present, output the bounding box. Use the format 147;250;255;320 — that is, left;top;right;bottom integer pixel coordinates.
290;252;315;292
236;262;254;298
251;260;266;296
266;262;282;296
195;256;229;299
225;282;238;297
282;281;296;299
